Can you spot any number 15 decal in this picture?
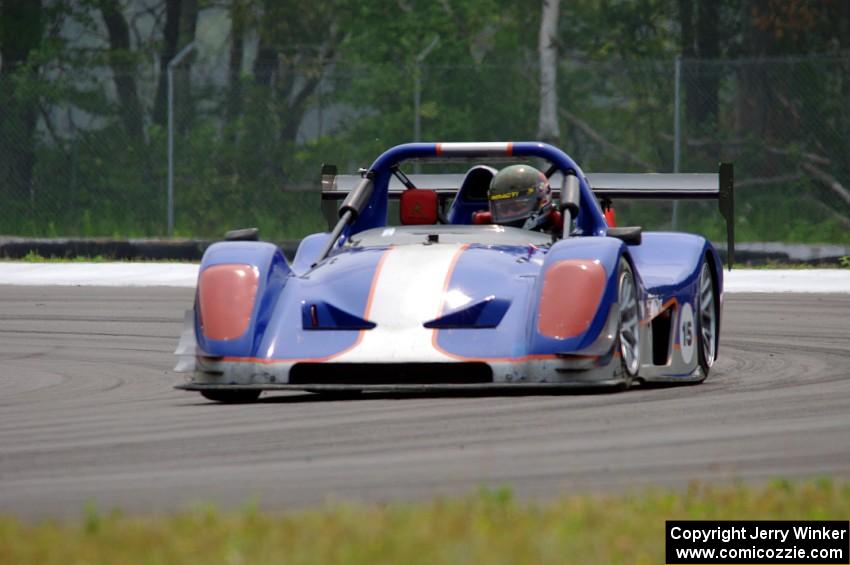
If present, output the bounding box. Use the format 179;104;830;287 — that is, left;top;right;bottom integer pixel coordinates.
679;303;695;364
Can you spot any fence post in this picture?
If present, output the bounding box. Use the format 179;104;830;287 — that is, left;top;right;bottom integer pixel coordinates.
413;36;439;173
672;55;682;230
167;41;196;238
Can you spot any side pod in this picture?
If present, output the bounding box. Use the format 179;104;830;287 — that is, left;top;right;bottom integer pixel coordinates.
194;241;292;359
530;237;628;355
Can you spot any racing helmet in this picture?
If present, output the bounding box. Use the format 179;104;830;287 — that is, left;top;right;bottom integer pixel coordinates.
488;164;551;227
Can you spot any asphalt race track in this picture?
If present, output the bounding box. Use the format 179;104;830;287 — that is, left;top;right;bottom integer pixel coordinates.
1;286;849;520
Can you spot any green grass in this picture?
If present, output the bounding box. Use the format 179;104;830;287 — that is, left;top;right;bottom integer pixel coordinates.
16;250;109;263
734;258;850;269
1;480;847;564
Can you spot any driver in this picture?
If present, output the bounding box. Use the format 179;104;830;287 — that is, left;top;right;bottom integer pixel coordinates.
487;164;559;232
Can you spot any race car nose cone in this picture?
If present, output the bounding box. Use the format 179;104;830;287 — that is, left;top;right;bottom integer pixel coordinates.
538;259;606;339
198;264;259;340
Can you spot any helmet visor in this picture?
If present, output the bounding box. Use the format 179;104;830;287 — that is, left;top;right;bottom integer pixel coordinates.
490;191;538;224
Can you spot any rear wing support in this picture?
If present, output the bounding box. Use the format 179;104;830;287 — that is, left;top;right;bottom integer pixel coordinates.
719;163;735;269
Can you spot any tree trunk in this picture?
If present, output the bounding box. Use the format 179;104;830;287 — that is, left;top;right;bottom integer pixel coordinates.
690;0;719;129
839;0;850;181
277;23;341;147
678;0;696;146
152;0;182;126
536;0;560;144
226;0;245;128
735;0;774;164
98;0;144;140
0;0;44;205
253;40;277;88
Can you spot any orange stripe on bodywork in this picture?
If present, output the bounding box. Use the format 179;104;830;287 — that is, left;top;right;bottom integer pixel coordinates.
219;352;560;365
362;248;393;317
198;264;259;340
315;246;394;362
232;246;395;364
430;244;469;359
435;143;443;156
217;245;565;366
640;296;678;327
506;142;513;156
537;259;606;339
428;245;560;363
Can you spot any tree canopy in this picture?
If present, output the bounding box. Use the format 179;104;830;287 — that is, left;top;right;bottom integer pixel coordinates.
0;0;847;242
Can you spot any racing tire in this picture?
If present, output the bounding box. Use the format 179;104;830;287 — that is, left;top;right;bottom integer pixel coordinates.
616;258;641;388
200;390;261;403
696;260;718;379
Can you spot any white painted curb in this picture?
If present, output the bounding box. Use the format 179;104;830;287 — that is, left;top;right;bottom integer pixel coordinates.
0;263;199;288
723;269;850;294
0;263;848;293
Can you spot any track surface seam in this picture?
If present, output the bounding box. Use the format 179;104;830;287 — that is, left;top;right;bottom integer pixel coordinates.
1;286;849;519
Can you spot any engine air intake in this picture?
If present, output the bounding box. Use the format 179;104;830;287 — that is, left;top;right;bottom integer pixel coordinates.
289;363;492;385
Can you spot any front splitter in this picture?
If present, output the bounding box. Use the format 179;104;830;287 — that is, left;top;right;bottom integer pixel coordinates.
175;380;624;393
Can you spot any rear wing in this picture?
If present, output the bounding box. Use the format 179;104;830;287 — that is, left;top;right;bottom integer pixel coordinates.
320;163;734;265
577;164;735;266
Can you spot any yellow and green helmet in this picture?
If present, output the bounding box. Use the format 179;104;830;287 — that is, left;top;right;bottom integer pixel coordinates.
488;164;551;226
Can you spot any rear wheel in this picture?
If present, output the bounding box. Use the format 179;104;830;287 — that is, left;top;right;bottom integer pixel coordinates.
200;390;261;403
697;261;718;378
617;259;641;387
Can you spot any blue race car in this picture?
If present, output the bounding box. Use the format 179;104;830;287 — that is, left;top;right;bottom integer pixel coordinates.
175;142;734;402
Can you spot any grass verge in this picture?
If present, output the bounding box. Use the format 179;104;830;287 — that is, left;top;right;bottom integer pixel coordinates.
733;258;850;269
17;250;109;263
1;479;847;564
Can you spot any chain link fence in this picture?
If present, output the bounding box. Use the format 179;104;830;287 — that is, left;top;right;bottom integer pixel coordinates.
0;54;848;243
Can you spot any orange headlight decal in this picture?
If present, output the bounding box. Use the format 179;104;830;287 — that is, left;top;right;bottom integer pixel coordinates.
198;264;260;341
537;259;606;339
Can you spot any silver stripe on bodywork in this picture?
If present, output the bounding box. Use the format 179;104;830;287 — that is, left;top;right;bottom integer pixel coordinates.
332;244;463;363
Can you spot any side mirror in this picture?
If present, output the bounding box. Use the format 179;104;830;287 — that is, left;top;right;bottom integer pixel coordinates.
224;227;259;241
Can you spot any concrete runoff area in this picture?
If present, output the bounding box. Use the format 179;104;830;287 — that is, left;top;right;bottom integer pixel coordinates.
0;286;849;520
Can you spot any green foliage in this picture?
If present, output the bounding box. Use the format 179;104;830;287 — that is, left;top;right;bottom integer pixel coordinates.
21;250;42;262
0;1;847;242
0;480;847;564
16;251;108;263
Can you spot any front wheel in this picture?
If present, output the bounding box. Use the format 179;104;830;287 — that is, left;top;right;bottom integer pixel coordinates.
200;389;261;403
617;258;641;387
697;261;718;378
